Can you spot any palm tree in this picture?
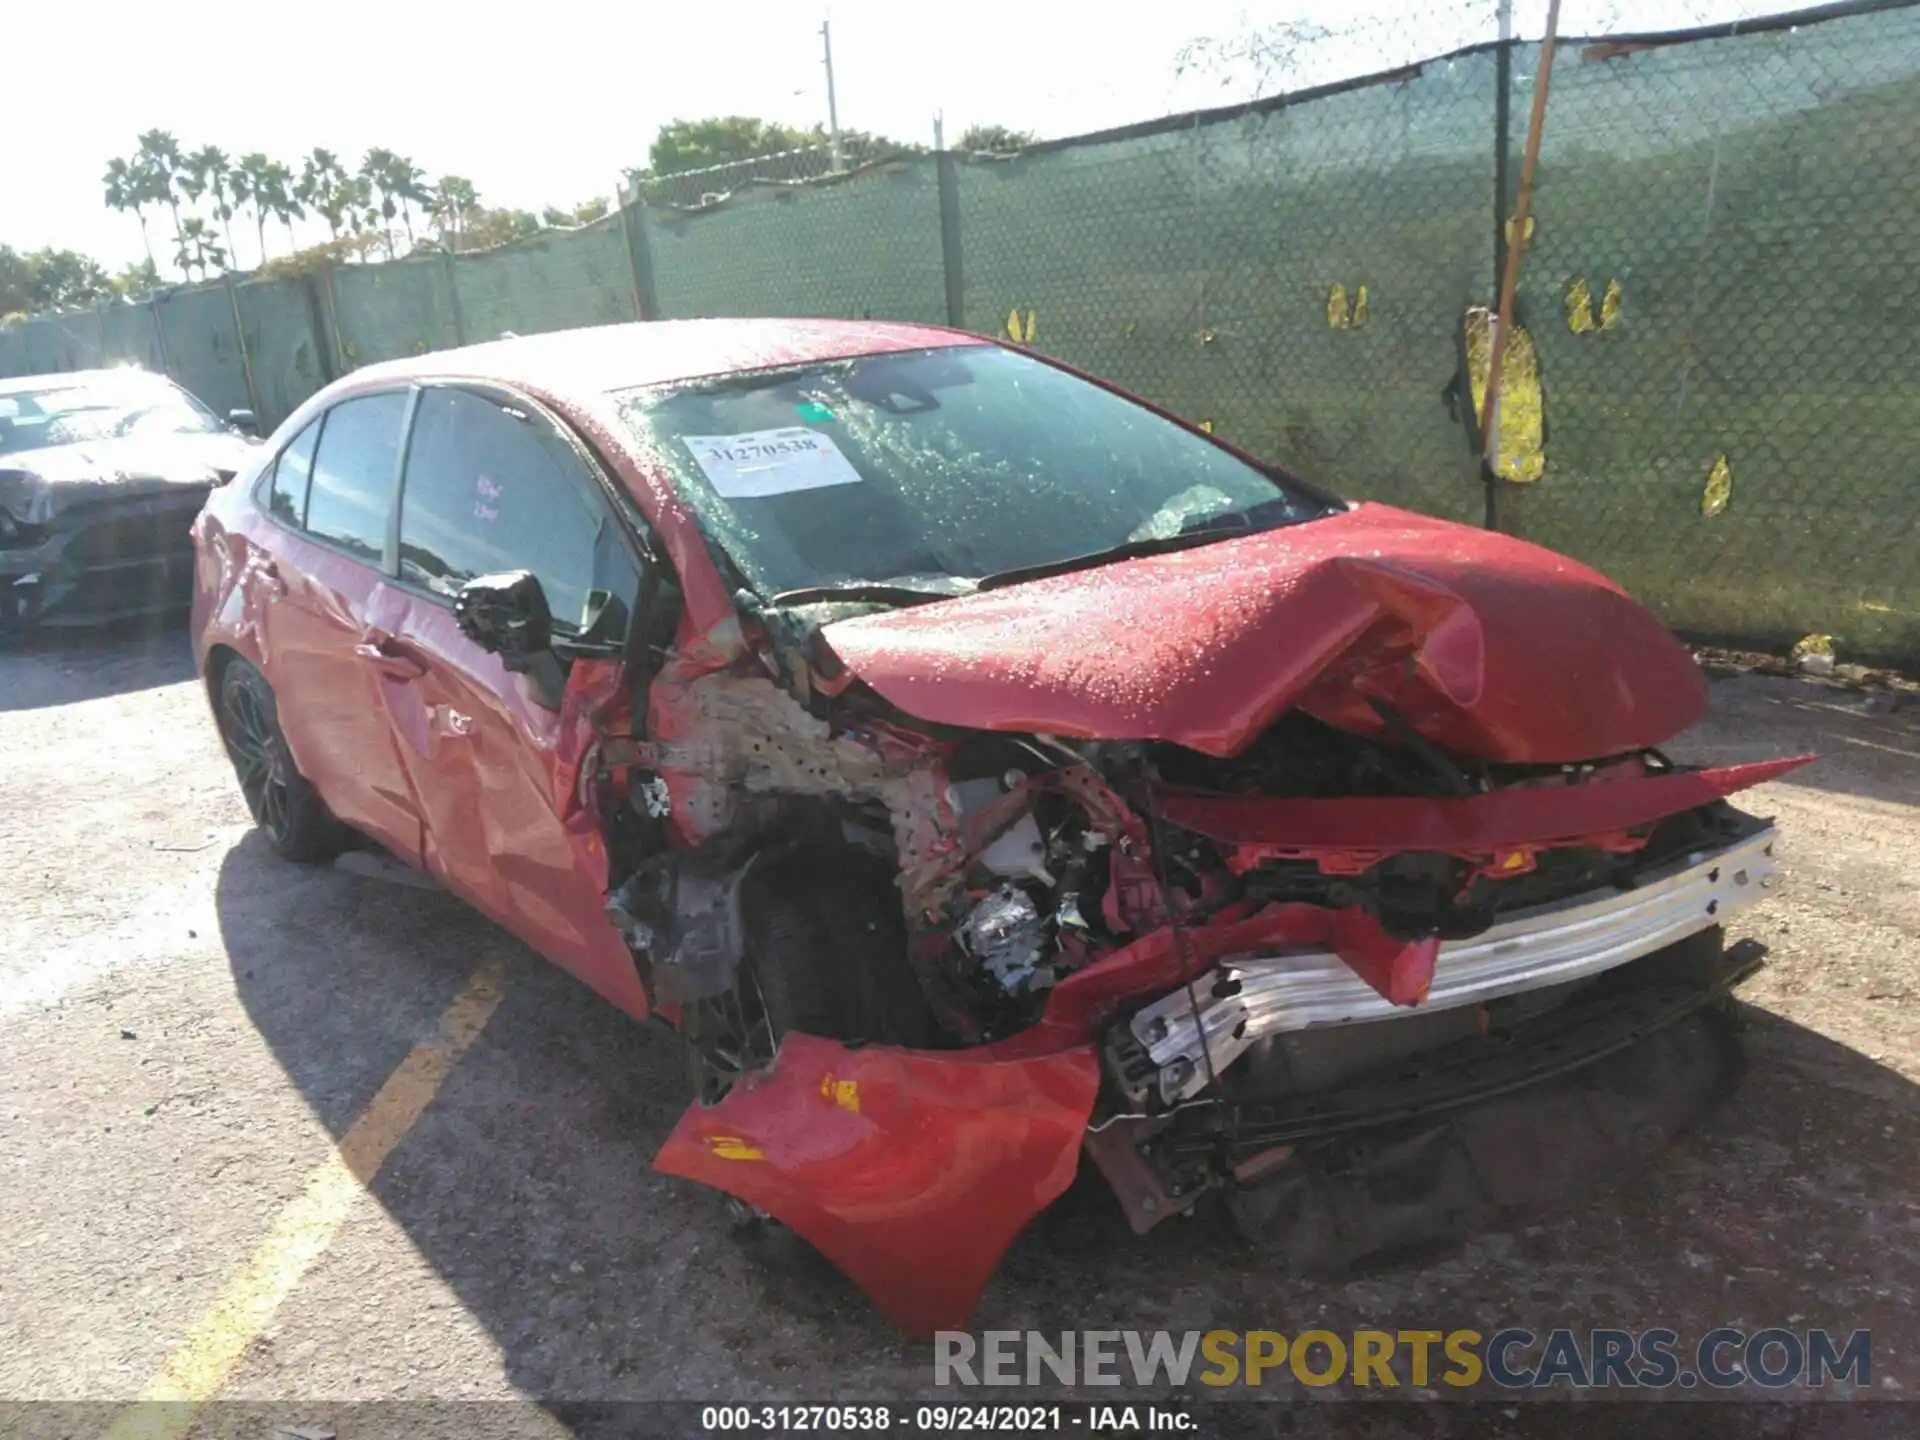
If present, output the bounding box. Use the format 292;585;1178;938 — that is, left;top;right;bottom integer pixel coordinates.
358;148;401;257
235;152;278;264
298;148;350;241
135;129;186;267
172;217;227;282
263;161;305;254
187;146;239;265
338;173;379;255
103;157;157;272
429;175;479;249
386;156;432;250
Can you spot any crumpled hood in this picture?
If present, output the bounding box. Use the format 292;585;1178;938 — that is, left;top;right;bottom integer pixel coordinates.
0;433;254;525
820;502;1708;764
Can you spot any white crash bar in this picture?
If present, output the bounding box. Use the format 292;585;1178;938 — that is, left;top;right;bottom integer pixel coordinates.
1130;827;1777;1102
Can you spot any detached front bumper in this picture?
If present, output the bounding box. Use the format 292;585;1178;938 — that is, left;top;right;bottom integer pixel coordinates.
0;487;210;629
1119;825;1777;1105
657;823;1782;1334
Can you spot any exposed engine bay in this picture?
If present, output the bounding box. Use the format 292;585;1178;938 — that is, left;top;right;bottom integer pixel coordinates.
557;597;1804;1335
595;612;1773;1060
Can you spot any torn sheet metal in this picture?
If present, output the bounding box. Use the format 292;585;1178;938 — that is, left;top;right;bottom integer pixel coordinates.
1154;756;1813;867
820;503;1708;766
654;1033;1100;1335
652;900;1441;1331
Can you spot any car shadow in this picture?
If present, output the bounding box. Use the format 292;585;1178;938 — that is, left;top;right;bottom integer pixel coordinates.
0;615;196;712
216;833;1920;1415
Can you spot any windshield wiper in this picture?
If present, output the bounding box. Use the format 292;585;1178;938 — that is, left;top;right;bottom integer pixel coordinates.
977;496;1325;592
766;581;962;609
975;532;1227;591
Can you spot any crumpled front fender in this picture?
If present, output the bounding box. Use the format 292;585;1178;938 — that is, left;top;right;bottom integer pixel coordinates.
654;1033;1101;1334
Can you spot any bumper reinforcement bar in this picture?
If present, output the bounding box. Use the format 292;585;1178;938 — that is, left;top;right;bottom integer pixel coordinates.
1127;826;1776;1103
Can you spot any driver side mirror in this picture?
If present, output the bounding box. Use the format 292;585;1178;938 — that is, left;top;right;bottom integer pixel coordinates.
454;570;552;673
227;408;259;437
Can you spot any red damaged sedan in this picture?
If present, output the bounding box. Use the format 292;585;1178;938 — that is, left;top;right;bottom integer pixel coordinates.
190;320;1802;1332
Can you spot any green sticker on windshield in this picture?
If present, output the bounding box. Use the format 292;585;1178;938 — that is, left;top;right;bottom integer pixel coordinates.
795;400;836;422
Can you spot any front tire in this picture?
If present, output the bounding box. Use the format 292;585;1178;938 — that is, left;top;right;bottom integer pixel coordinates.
741;856;937;1049
216;658;343;862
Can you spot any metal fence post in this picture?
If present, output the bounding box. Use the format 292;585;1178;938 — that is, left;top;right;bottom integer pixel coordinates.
618;191;662;321
442;250;468;346
301;272;339;386
936;149;965;330
148;296;173;379
1486;0;1517;533
224;272;261;419
321;264;349;374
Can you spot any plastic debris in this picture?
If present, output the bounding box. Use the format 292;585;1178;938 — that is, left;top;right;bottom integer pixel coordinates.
1792;633;1837;676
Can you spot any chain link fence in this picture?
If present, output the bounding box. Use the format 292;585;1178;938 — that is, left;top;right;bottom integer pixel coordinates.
3;0;1915;662
1503;3;1920;656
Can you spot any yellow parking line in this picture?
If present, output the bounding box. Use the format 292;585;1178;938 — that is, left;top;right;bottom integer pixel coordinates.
102;961;508;1440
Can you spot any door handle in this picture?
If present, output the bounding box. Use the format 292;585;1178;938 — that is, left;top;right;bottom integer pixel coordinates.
353;629;428;681
256;558;287;599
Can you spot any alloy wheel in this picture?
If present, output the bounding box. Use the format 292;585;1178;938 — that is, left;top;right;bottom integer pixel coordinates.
222;682;293;846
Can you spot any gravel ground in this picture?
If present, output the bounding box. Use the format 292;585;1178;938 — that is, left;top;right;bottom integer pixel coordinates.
1;625;1916;1436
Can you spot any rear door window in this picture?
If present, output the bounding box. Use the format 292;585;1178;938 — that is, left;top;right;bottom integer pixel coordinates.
263;417;322;526
397;387;637;633
304;391;409;564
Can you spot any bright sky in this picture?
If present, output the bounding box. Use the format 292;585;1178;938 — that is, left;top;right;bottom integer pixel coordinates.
9;0;1768;272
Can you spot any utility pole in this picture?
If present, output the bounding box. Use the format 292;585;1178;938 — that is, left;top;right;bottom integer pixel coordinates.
821;19;844;171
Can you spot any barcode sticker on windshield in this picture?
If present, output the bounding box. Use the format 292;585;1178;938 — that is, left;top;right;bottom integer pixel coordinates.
682;428;863;499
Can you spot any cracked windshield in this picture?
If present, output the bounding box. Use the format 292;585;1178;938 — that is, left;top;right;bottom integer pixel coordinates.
618;344;1334;600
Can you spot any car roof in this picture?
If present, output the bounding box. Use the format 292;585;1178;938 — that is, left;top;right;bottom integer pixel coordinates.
0;367;177;395
346;318;988;397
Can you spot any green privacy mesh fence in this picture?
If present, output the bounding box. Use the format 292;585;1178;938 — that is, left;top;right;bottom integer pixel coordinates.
647;161;949;325
3;0;1916;662
1501;6;1920;657
949;51;1499;526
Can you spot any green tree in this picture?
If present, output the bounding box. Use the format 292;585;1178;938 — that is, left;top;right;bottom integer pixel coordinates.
456;205;541;252
385;156;432;250
645;116;819;176
39;250;113;307
103;157;158;272
0;246;36;316
835;127;923;164
173;217;227;282
346;170;384;253
263;160;305;254
428;174;480;248
234;152;300;264
186;145;239;265
954;123;1035;154
0;246;115;312
135;129;186;269
358;148;401;256
298;148;351;241
538;196;611;228
113;257;162;296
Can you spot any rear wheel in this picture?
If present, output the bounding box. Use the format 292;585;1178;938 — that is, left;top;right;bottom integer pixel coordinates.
216;658;343;862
